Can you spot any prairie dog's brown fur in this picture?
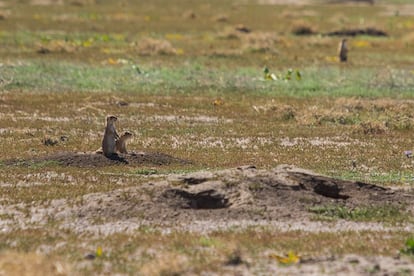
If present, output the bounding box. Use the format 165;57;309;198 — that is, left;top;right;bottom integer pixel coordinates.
116;131;133;154
102;115;119;157
338;38;348;62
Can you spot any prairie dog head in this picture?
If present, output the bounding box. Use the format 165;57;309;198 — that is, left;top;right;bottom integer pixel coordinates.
121;131;133;140
106;115;118;125
341;38;347;47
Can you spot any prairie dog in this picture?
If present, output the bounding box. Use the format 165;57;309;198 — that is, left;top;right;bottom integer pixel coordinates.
102;115;119;157
338;38;348;62
116;131;133;154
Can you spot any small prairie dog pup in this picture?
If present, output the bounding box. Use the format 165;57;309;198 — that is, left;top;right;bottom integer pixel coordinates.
116;131;133;154
102;115;119;157
338;38;348;62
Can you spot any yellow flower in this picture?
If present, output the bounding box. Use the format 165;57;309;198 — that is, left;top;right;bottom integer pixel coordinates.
269;251;300;265
213;99;223;106
107;58;118;65
165;33;183;41
96;246;103;257
353;40;371;48
176;48;184;55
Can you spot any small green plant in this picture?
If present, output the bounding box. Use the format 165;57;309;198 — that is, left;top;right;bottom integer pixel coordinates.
263;67;301;81
401;237;414;256
199;236;218;247
135;169;158;175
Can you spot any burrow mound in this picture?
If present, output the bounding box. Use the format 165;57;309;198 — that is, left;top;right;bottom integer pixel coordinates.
325;27;387;37
293;27;387;37
73;165;414;223
4;151;190;167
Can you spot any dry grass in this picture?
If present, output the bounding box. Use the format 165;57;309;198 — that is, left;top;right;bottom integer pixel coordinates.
241;32;280;53
0;251;71;276
36;40;78;54
0;228;410;275
1;92;414;176
139;252;189;276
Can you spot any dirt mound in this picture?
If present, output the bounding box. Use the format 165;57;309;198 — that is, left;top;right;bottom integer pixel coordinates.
4;151;190;167
2;165;413;236
325;28;387;37
70;165;413;228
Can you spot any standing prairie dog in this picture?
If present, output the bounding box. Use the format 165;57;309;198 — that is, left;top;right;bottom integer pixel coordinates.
116;131;133;154
102;115;119;157
338;38;348;62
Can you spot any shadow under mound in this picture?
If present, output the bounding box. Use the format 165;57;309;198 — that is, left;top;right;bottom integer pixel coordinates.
5;151;191;167
163;189;230;209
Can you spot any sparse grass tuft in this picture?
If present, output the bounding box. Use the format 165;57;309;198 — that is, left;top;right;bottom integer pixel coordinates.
242;32;279;53
135;38;177;56
0;251;72;276
29;160;61;169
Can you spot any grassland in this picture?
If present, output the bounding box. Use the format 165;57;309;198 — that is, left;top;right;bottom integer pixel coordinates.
1;0;414;275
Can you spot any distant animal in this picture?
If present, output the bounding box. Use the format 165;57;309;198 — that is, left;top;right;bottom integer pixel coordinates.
116;131;133;154
338;38;348;62
101;115;119;157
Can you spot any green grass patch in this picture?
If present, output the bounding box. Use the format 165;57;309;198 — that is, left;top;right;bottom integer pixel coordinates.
134;168;158;175
2;61;414;98
328;170;414;187
28;160;61;169
309;204;411;224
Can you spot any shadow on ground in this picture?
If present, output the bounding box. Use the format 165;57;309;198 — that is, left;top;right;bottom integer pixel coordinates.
4;151;191;167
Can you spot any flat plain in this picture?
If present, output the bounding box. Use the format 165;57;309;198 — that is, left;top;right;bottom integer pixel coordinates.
1;0;414;275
